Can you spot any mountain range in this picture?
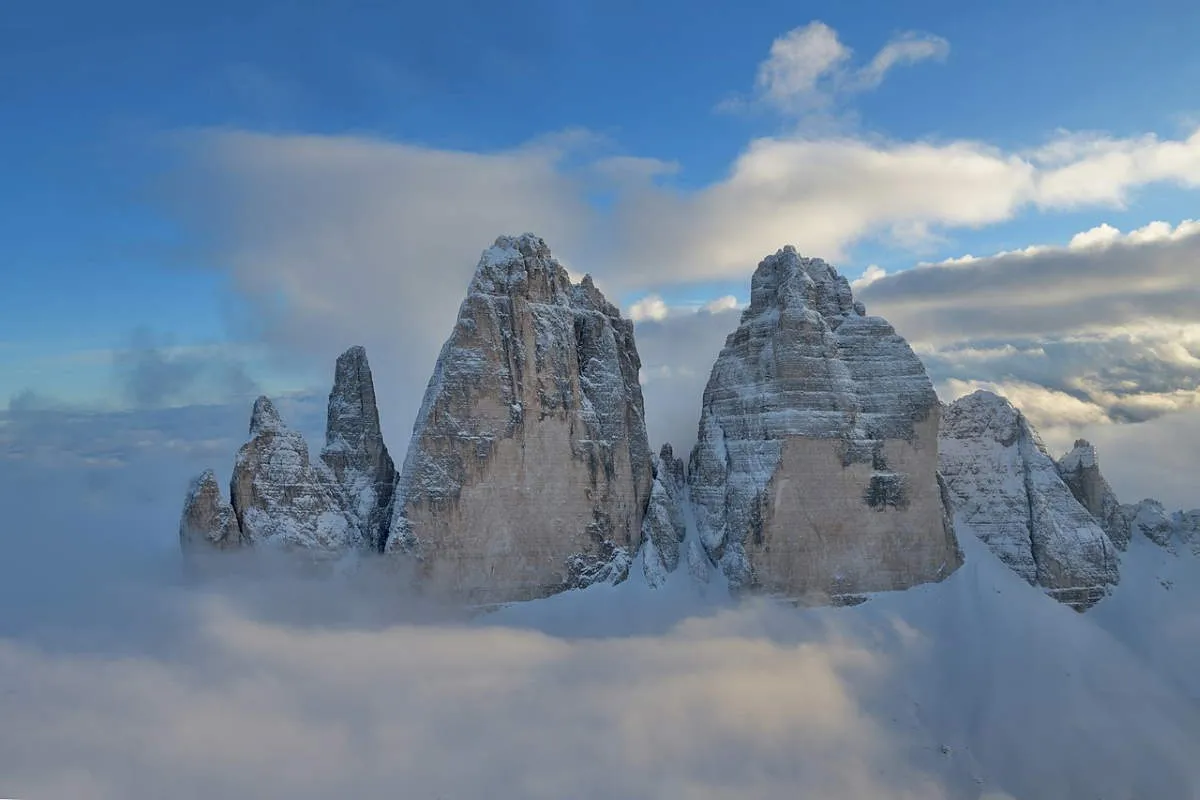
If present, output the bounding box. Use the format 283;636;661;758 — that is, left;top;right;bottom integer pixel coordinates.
180;233;1198;613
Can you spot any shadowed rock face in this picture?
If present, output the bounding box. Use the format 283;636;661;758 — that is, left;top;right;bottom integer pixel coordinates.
939;391;1119;610
1057;439;1130;549
387;234;653;604
320;346;397;552
179;470;241;552
687;246;962;598
640;444;688;587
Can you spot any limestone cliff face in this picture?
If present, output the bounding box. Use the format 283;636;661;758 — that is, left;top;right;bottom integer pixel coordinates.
1057;439;1130;549
687;246;962;599
939;391;1119;610
387;234;654;604
320;346;397;551
180;347;393;557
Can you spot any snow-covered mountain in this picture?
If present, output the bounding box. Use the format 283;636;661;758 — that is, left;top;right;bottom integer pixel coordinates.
179;234;1196;619
687;246;962;598
938;391;1119;609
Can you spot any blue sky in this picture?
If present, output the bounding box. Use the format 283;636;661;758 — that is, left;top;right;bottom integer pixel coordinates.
3;0;1200;415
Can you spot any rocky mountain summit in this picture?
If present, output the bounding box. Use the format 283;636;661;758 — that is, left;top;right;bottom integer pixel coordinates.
387;234;653;604
179;348;393;557
687;246;962;599
938;391;1119;609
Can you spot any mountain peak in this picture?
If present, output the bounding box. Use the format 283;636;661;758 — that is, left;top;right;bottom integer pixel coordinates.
747;246;864;322
248;395;283;437
469;233;571;302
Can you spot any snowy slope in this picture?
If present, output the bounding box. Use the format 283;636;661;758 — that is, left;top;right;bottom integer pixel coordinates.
491;524;1200;799
1091;531;1200;700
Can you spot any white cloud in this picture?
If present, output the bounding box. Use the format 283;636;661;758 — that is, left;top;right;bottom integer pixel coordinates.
166;119;1200;472
628;294;671;322
171;130;597;445
753;22;851;114
1033;129;1200;207
735;22;948;117
851;264;888;289
855;32;950;89
860;218;1200;343
704;295;741;313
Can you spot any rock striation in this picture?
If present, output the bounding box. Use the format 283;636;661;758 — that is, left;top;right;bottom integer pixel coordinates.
386;234;653;604
1057;439;1130;548
179;347;392;557
939;390;1119;610
640;444;688;587
687;246;962;599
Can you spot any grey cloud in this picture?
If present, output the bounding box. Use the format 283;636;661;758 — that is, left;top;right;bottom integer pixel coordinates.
859;230;1200;344
7;388;65;412
113;328;260;408
167;130;598;447
857;226;1200;489
922;332;1200;421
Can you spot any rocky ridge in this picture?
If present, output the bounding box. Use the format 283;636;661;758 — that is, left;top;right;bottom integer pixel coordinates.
1049;436;1198;555
179;348;393;557
938;391;1119;610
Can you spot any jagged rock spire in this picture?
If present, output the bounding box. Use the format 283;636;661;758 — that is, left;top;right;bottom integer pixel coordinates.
320;346;397;551
1057;439;1130;549
249;395;283;437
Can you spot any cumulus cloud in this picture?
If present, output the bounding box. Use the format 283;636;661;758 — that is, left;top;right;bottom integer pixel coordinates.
730;21;948;118
628;294;671;322
851;264;888;289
